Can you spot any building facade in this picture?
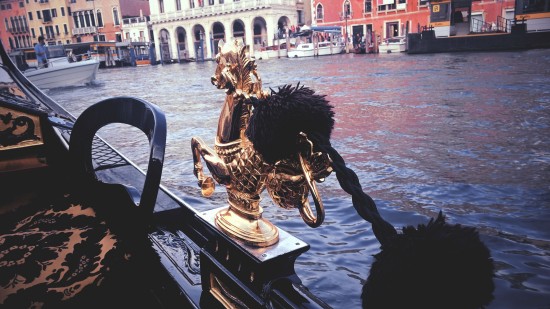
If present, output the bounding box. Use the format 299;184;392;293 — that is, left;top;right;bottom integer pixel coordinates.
149;0;306;62
313;0;515;44
69;0;150;43
0;0;32;52
0;0;151;54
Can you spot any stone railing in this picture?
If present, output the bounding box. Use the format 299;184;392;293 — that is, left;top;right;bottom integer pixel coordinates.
72;26;97;35
150;0;298;23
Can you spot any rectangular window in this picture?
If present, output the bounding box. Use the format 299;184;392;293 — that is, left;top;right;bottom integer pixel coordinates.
55;25;59;35
61;7;64;16
31;27;36;37
47;25;54;38
42;9;51;22
397;0;406;9
39;27;43;35
365;0;372;12
63;23;68;34
51;8;57;17
37;10;41;19
28;11;33;20
67;7;71;15
430;2;450;22
19;2;24;7
176;0;181;10
378;2;396;11
516;0;549;14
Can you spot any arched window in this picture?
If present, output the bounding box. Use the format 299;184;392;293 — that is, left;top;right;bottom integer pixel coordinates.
113;7;120;25
159;0;165;13
316;4;324;19
73;13;79;28
90;10;96;26
343;1;351;17
97;10;103;27
79;13;85;28
84;11;91;27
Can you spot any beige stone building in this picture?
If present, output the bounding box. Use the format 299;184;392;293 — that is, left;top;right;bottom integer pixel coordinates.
25;0;73;46
69;0;149;43
149;0;307;62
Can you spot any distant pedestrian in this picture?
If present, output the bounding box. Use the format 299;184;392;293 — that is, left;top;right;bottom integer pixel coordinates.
35;36;48;68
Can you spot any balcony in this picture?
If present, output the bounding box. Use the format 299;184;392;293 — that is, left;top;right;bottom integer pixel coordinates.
72;26;98;35
123;16;149;25
7;27;30;34
150;0;297;23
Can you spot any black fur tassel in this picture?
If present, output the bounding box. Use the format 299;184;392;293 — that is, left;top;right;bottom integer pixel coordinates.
362;212;495;309
246;83;335;164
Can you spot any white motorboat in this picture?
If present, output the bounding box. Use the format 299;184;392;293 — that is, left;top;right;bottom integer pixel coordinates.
256;41;293;59
287;41;344;58
378;36;407;53
14;45;100;89
23;57;99;89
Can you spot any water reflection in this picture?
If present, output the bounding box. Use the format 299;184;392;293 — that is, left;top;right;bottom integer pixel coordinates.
47;49;550;309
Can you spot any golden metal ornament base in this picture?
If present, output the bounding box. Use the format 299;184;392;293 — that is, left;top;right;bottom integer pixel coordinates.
215;207;279;247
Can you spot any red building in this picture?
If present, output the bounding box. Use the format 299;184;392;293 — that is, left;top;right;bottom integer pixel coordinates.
0;0;32;53
313;0;515;47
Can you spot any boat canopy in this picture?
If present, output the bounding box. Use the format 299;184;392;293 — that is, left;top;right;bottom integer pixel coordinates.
292;26;342;37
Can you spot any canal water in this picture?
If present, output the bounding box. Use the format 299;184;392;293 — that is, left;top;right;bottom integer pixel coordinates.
47;49;550;309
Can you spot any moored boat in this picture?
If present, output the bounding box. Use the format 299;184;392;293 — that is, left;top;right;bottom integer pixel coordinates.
287;41;344;58
378;36;407;53
287;26;344;58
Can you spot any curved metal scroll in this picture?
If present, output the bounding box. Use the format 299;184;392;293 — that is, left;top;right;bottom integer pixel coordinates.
296;140;325;228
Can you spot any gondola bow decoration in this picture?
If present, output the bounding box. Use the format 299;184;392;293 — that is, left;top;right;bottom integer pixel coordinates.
191;40;333;247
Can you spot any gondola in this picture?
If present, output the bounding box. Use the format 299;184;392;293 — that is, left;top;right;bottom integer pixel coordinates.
0;40;329;308
0;38;496;309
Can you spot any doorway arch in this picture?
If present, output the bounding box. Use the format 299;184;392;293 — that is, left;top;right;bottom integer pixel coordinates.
159;29;172;63
175;26;188;61
192;24;206;61
276;16;291;39
232;19;245;44
212;22;226;54
252;17;268;51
